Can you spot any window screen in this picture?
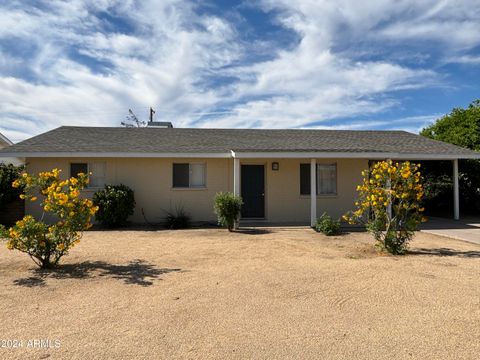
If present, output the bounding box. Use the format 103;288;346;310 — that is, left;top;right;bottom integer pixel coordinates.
70;163;88;178
173;163;206;188
190;163;206;187
317;164;337;194
70;162;106;188
173;163;190;188
300;163;337;195
300;163;311;195
89;162;106;188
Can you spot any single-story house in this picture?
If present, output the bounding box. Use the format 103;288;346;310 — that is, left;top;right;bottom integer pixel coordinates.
1;123;479;225
0;132;24;166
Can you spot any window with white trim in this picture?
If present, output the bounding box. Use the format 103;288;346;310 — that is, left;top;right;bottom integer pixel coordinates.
300;163;337;195
173;163;206;188
70;162;106;188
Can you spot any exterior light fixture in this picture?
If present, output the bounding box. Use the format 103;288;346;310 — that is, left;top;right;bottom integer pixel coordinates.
272;162;279;171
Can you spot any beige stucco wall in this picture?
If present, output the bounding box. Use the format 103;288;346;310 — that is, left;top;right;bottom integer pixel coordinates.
244;158;368;223
25;157;368;225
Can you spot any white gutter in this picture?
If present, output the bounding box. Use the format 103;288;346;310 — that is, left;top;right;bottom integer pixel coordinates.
230;151;480;160
0;152;232;158
2;150;480;160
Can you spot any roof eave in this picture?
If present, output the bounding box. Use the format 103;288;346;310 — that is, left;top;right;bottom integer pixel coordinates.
0;151;232;158
2;150;479;160
231;151;480;160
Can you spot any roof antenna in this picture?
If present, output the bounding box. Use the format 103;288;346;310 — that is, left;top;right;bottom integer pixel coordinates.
149;107;156;123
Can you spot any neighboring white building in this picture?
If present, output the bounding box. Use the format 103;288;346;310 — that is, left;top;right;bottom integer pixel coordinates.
0;132;24;166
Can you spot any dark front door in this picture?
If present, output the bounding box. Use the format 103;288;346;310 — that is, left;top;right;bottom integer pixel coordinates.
241;165;265;218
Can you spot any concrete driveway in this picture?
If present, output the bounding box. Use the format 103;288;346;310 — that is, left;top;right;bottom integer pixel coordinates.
421;216;480;245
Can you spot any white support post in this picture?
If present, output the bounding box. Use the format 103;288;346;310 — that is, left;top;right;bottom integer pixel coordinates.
310;158;317;227
233;158;240;229
233;158;240;197
453;159;460;220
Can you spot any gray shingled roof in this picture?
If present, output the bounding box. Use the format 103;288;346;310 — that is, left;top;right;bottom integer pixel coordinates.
1;126;479;158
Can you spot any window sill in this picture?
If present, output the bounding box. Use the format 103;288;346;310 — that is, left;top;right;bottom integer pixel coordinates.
171;187;208;191
300;194;338;199
82;187;104;192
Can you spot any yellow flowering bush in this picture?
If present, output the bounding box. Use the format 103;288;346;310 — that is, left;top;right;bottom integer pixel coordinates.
344;160;426;254
0;169;98;268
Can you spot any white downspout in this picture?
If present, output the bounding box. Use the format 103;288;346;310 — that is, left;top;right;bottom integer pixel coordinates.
233;158;240;197
453;159;460;220
233;155;240;229
311;158;317;227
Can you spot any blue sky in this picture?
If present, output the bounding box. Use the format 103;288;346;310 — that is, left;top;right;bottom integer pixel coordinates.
0;0;479;142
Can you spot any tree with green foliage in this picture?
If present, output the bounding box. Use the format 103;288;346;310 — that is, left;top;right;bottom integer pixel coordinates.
420;99;480;215
420;100;480;150
0;164;25;209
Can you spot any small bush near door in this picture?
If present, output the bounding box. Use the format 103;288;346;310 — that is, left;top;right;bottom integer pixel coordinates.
214;192;243;231
315;213;341;236
93;184;135;227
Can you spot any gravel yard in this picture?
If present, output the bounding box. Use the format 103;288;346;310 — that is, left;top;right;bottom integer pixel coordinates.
1;228;479;359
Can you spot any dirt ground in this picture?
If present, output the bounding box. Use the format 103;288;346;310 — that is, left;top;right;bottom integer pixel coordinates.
0;228;479;360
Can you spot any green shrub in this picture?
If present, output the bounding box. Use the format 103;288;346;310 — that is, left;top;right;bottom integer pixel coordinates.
0;164;25;209
93;184;135;227
164;206;190;229
315;212;341;236
213;192;243;231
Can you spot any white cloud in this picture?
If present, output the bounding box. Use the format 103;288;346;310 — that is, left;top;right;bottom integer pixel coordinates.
446;55;480;65
0;0;240;141
0;0;478;142
314;115;441;133
260;0;480;50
